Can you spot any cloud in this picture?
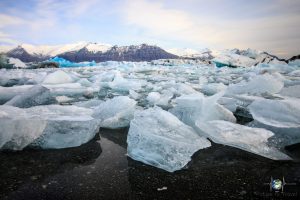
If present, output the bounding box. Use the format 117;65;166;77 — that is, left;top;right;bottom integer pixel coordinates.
121;0;300;58
0;0;299;58
0;14;25;44
0;14;25;28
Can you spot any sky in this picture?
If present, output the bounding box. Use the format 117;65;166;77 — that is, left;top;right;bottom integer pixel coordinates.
0;0;299;58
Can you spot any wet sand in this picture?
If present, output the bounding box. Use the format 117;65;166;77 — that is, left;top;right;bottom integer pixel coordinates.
0;128;299;200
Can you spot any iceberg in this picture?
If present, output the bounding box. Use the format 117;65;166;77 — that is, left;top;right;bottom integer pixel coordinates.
197;120;291;160
0;85;33;104
0;106;47;150
43;83;97;98
129;89;140;100
108;73;146;92
226;73;284;95
249;98;300;128
201;83;227;96
127;107;211;172
74;99;103;108
5;85;57;108
248;98;300;147
146;90;173;107
280;85;300;98
92;96;136;129
43;70;74;84
212;53;257;68
47;57;96;68
170;92;236;131
0;105;99;150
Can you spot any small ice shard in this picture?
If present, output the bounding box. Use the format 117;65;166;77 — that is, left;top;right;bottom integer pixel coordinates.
249;98;300;128
147;92;161;105
201;83;227;96
288;70;300;77
43;70;74;84
147;90;173;107
77;78;93;87
108;73;146;92
74;99;103;108
170;92;236;130
279;85;300;98
56;96;74;103
0;105;99;150
8;57;27;68
5;85;57;108
288;59;300;67
127;107;211;172
0;85;33;104
173;83;198;95
226;74;284;95
43;83;97;97
218;97;239;112
92;96;136;129
129;89;140;100
197;120;291;160
157;187;167;191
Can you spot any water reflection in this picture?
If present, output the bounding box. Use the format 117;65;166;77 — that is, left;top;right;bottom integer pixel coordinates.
0;134;102;198
100;127;128;148
0;128;299;200
127;143;300;199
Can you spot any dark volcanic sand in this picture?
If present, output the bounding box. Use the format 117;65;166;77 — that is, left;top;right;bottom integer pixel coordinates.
0;128;299;200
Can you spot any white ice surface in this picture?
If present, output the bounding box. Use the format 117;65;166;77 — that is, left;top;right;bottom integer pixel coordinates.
0;105;99;150
92;96;136;129
127;107;211;172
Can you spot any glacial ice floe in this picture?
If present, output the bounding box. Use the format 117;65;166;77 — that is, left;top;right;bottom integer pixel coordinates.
92;96;136;129
197;120;291;160
0;85;33;104
201;82;227;96
249;98;300;128
43;70;75;84
0;105;99;150
212;52;257;68
127;107;211;172
47;57;97;68
279;85;300;98
248;98;300;147
170;92;236;131
0;58;299;172
5;85;57;108
225;73;284;95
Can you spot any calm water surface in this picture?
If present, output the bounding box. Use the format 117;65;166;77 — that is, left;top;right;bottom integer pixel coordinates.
0;128;299;200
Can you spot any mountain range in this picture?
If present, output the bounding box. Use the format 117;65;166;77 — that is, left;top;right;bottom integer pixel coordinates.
1;42;180;62
0;42;298;64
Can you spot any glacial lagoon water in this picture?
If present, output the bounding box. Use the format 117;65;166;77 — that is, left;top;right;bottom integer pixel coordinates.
1;128;299;200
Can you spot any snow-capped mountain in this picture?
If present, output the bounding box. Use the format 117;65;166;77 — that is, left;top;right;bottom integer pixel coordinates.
212;48;289;68
6;46;49;62
3;42;112;56
2;42;178;62
58;44;178;62
167;48;213;59
1;42;295;67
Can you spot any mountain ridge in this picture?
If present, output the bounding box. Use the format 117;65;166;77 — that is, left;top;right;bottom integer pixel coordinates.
3;43;179;62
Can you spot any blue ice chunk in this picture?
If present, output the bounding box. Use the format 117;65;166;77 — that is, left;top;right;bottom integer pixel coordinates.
47;57;97;68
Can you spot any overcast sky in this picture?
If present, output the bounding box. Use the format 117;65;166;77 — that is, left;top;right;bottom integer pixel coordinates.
0;0;299;58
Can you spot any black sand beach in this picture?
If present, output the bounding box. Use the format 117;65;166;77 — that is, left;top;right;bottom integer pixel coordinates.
1;128;299;200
